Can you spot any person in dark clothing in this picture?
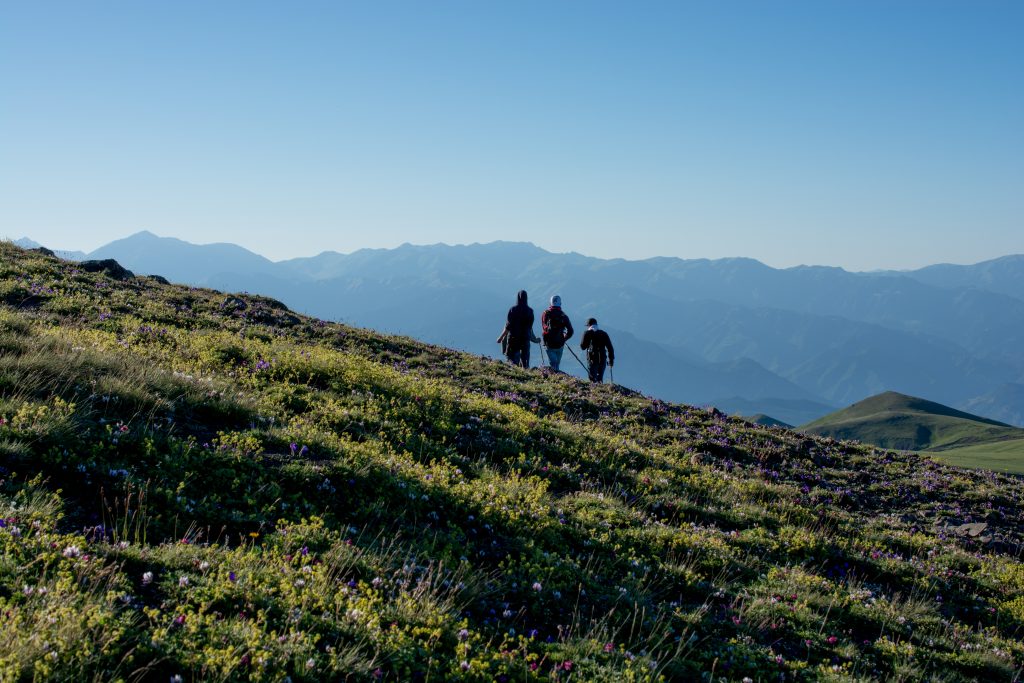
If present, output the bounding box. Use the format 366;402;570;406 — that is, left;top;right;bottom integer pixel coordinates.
541;295;574;372
498;290;538;368
580;317;614;383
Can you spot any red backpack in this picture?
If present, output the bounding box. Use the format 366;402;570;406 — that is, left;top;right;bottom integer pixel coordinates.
542;308;568;346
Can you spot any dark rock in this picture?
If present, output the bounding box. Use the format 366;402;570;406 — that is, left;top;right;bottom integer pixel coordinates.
79;259;134;280
148;275;170;285
222;296;248;312
262;297;288;311
954;522;988;537
31;247;55;257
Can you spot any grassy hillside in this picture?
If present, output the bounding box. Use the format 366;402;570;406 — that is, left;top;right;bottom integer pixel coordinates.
2;243;1024;681
801;391;1024;452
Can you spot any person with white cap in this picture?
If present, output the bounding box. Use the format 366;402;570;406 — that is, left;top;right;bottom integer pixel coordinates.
541;294;574;372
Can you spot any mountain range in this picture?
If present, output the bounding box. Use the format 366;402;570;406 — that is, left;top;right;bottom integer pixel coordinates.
14;231;1024;426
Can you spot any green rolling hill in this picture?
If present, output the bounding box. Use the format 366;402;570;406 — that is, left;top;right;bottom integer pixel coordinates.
801;391;1024;473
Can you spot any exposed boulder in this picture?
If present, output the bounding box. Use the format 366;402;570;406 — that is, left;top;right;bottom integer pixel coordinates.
79;259;134;281
221;295;249;312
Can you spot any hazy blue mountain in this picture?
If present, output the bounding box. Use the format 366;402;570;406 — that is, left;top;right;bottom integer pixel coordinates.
48;231;1024;425
88;230;278;284
12;237;86;261
898;255;1024;303
714;398;835;428
960;384;1024;428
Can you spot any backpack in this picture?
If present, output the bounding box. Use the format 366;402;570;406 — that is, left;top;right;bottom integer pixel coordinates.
542;309;567;345
586;330;606;364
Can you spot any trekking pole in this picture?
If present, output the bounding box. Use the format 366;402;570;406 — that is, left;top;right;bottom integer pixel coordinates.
610;364;614;385
537;340;545;368
565;345;590;376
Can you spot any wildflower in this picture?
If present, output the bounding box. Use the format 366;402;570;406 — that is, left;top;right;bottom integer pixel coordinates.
199;561;210;571
562;661;573;671
170;677;183;683
604;642;614;653
460;661;470;672
306;658;316;669
62;545;81;558
458;628;470;641
142;571;154;585
229;571;237;582
532;582;542;592
179;575;189;587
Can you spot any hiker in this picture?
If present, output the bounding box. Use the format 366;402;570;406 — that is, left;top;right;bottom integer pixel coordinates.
581;317;614;383
498;290;538;368
541;295;574;372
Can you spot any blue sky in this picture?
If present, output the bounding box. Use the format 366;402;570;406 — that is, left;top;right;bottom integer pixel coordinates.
2;1;1021;270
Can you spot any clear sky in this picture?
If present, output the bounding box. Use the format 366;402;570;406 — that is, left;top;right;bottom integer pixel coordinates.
2;1;1021;270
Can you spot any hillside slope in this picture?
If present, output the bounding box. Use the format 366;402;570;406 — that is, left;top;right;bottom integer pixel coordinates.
55;231;1024;425
2;243;1023;681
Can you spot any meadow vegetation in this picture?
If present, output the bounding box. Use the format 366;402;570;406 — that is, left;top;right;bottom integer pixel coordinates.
1;242;1023;681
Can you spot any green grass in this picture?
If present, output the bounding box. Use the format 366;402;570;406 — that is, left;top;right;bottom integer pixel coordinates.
928;438;1024;475
2;242;1024;682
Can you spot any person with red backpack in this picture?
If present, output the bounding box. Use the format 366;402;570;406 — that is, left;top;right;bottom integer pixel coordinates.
541;295;574;372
